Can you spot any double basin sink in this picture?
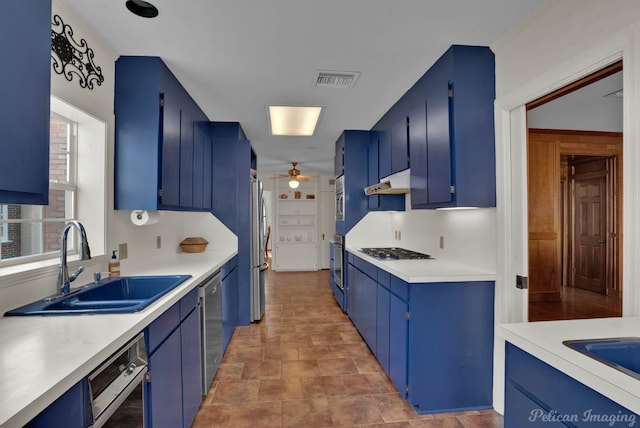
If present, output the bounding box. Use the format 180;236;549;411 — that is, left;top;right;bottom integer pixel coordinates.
564;337;640;380
4;275;191;316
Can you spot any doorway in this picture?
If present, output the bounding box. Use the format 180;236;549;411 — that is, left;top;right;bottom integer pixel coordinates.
526;62;623;321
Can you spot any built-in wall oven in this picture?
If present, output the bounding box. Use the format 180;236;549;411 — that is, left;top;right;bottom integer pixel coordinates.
335;175;344;222
88;333;147;427
333;234;344;290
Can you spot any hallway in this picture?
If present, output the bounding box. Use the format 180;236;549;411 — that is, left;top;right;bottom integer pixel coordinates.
193;268;504;427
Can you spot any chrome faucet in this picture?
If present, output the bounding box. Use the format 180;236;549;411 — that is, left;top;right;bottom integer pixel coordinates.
56;220;92;295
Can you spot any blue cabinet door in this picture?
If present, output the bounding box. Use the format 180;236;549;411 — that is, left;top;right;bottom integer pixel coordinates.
408;281;494;413
147;327;182;428
159;68;182;209
192;121;212;210
354;267;377;353
334;134;344;177
378;130;391;179
391;118;409;174
376;285;390;372
389;293;408;398
221;264;239;352
0;0;51;205
346;262;355;319
181;306;202;428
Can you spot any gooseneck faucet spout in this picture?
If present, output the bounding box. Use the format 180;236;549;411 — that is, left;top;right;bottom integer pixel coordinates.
56;221;92;295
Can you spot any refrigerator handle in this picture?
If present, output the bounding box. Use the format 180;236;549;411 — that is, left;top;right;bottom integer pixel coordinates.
259;262;269;271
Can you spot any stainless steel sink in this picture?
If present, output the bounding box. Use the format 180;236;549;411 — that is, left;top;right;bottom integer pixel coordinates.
563;337;640;380
4;275;191;316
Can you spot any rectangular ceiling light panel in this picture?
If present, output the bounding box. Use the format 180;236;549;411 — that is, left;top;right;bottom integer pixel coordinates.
268;105;323;136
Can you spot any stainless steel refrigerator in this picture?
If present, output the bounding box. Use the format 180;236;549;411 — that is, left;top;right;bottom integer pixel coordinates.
250;178;267;322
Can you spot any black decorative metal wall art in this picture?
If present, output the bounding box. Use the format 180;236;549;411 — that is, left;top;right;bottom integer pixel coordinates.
51;14;104;90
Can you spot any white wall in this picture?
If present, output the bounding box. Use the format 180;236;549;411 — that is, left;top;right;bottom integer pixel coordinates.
491;0;640;413
347;202;496;271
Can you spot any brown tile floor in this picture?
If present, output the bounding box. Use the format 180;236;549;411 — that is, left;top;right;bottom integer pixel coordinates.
193;268;504;428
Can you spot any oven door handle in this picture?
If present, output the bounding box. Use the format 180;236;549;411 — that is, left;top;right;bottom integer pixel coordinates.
92;365;148;428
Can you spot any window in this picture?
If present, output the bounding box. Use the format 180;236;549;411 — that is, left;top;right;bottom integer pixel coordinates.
0;96;106;268
0;115;77;262
0;205;7;243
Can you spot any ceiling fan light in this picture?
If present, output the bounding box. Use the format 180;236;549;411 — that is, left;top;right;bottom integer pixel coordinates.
289;178;300;189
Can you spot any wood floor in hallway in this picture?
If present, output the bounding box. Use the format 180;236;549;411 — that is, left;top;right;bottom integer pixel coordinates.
193;268;504;428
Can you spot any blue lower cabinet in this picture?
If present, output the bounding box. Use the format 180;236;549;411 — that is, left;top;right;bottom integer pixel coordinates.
147;328;183;428
376;285;390;372
221;259;239;352
505;342;638;428
388;293;408;398
145;289;202;428
408;281;494;413
25;380;90;427
181;301;202;428
347;254;493;414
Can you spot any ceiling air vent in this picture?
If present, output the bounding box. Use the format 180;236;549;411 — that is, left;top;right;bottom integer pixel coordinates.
313;70;360;89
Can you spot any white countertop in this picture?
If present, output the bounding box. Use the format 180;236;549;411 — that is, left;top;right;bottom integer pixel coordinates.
0;248;236;428
346;246;496;283
499;318;640;414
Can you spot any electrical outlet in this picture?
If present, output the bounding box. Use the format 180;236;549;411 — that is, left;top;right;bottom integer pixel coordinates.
439;236;445;249
156;235;161;249
118;243;128;260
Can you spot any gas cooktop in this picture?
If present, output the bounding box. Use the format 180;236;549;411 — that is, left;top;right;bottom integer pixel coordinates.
359;247;433;260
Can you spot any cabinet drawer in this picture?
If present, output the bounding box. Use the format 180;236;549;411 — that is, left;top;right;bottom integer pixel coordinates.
180;287;199;321
390;275;409;301
146;302;180;355
377;269;390;287
354;256;377;280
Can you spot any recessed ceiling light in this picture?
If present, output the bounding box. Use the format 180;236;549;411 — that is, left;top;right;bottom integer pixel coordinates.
268;106;323;136
126;0;159;18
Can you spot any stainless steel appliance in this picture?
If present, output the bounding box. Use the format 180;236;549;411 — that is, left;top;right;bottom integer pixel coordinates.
360;247;434;260
199;270;222;395
88;333;147;427
333;234;345;290
250;178;268;322
335;175;344;221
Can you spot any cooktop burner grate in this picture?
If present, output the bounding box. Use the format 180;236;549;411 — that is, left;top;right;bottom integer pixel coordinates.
359;247;433;260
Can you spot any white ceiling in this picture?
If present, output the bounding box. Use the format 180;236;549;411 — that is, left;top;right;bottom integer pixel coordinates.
62;0;544;175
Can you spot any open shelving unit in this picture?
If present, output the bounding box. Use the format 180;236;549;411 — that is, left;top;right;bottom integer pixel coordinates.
273;178;318;271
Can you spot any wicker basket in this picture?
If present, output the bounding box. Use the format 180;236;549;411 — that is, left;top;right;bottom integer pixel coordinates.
180;237;208;253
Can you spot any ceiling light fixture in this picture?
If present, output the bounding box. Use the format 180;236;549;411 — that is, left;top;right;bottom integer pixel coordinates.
288;176;300;189
126;0;159;18
268;106;323;136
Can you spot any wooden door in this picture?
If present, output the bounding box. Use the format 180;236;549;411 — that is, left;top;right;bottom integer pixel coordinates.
571;159;608;294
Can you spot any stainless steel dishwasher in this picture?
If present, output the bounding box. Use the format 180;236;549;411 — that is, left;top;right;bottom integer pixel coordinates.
199;271;222;395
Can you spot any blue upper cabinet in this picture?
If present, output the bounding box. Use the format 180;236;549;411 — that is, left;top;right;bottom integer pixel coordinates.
409;45;496;209
335;131;370;235
114;56;210;211
391;118;410;175
0;0;51;205
334;136;345;177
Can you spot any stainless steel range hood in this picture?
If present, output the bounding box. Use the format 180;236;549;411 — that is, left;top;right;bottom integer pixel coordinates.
364;169;410;195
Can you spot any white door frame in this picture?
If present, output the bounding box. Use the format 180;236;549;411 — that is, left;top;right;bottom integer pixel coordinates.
492;27;640;413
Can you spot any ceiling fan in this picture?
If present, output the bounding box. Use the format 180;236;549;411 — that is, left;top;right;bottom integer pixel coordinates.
274;162;318;188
